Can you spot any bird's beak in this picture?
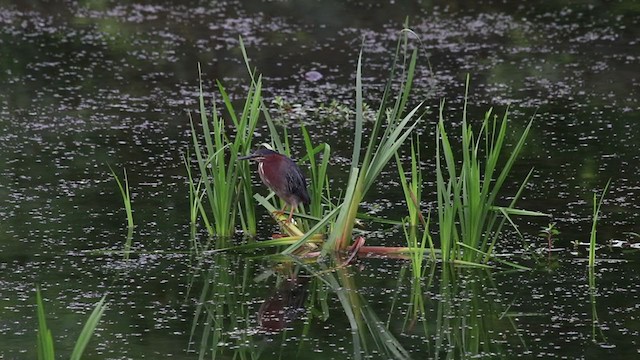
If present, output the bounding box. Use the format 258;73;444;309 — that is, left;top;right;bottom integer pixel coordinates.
238;153;258;161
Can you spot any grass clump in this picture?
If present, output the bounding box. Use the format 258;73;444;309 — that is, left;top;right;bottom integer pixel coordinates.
396;135;435;277
188;62;261;238
435;77;548;266
189;38;331;241
108;165;133;229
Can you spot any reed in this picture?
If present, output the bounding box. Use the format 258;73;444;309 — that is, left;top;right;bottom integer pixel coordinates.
189;62;261;238
325;35;423;254
183;153;210;234
192;33;544;267
435;77;547;266
108;165;133;229
402;216;432;278
279;28;425;255
191;33;424;257
301;124;332;220
588;180;611;267
396;135;435;277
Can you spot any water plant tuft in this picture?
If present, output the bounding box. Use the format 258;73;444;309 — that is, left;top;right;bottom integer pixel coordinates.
108;165;134;229
396;135;434;277
435;76;548;266
188;62;261;238
539;222;560;253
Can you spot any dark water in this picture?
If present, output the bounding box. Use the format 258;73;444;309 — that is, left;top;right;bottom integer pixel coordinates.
1;0;639;358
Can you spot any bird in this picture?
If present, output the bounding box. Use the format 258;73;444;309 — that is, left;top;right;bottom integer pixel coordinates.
239;148;310;222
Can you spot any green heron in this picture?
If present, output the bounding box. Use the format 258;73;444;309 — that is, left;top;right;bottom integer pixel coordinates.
239;148;310;222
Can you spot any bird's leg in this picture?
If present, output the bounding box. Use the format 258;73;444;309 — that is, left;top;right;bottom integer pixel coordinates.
287;205;296;223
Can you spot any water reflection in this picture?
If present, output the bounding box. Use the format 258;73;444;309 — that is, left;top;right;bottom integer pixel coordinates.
258;274;309;333
431;266;523;359
589;267;607;345
186;249;538;359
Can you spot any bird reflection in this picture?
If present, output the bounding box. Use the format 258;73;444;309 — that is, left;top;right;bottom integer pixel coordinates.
258;276;310;333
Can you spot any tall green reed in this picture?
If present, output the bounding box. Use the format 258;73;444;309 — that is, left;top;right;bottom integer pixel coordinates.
280;29;425;255
36;287;54;360
396;135;435;276
183;153;209;231
189;63;261;238
327;42;423;253
436;77;547;266
301;124;332;220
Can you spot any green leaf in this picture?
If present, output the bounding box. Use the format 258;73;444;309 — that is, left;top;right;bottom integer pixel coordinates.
36;287;55;360
70;296;107;360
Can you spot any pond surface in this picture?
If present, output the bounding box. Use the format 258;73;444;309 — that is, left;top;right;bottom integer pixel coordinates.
1;0;640;358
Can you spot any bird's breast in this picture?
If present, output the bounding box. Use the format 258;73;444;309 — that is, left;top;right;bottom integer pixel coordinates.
258;162;275;189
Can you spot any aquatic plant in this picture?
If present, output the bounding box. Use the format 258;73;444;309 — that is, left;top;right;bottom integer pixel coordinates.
108;165;133;229
183;153;209;234
278;28;424;255
325;44;423;253
36;286;107;360
396;136;435;277
193;31;545;269
221;33;423;254
189;62;261;238
539;222;560;252
435;78;547;266
588;180;611;267
36;287;55;359
300;124;332;220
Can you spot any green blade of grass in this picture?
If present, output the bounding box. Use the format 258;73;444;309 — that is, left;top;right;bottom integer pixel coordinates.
70;296;107;360
352;46;365;173
36;286;55;360
589;179;611;267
